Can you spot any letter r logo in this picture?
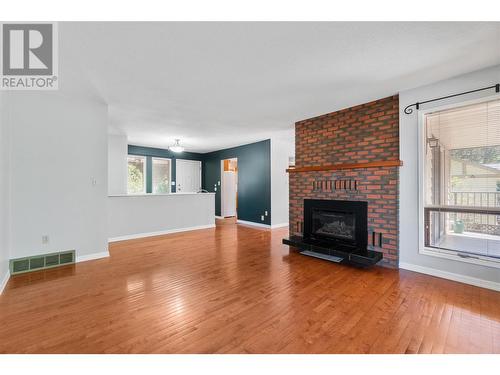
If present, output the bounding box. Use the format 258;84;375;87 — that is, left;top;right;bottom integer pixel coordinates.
2;23;53;75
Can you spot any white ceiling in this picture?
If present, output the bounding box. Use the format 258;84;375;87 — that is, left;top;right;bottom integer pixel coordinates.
61;22;500;153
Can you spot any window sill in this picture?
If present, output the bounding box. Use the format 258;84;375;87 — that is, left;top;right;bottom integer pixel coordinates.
420;247;500;269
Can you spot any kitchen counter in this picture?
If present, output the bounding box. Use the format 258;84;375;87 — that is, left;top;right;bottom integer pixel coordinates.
108;192;215;197
108;193;215;241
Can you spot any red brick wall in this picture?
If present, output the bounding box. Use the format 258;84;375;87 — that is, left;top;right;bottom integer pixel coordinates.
289;95;400;267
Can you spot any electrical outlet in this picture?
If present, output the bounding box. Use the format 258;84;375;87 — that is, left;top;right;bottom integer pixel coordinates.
261;215;264;221
265;211;268;216
42;235;49;244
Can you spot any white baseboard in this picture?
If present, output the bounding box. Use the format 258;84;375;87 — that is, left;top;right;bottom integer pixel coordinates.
215;216;224;219
236;219;271;229
238;221;288;229
0;270;10;295
108;224;216;243
399;262;500;292
76;251;110;263
271;222;289;229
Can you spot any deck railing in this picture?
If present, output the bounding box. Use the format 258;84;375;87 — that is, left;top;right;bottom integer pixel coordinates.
432;191;500;236
449;191;500;208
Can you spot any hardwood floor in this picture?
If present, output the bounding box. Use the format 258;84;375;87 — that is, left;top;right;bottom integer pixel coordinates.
0;220;499;353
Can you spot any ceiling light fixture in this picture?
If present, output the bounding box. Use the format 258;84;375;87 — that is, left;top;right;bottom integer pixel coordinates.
169;139;184;153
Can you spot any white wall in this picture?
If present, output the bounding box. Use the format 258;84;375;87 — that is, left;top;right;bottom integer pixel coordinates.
108;134;128;195
271;130;295;227
0;93;11;292
2;92;109;260
399;64;500;287
108;193;215;240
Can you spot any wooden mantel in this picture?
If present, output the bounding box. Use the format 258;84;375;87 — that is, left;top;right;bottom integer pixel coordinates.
286;160;403;173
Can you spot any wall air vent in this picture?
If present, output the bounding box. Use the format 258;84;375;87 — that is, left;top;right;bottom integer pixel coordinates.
12;259;29;273
29;256;45;270
9;250;76;275
45;254;59;267
59;252;74;264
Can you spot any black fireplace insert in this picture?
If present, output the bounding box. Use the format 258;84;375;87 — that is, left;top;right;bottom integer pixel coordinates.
303;199;368;252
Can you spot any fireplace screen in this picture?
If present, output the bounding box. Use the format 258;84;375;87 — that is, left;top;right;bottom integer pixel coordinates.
312;209;356;240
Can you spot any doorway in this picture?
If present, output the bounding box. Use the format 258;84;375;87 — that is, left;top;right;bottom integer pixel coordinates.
221;158;238;218
176;159;202;193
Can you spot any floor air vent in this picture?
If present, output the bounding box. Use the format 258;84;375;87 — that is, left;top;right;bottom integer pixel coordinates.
10;250;75;275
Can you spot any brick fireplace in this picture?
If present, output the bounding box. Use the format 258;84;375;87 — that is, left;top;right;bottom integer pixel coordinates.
289;95;400;267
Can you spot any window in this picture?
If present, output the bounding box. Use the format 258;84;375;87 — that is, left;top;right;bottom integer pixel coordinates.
420;97;500;266
152;158;171;193
127;155;146;194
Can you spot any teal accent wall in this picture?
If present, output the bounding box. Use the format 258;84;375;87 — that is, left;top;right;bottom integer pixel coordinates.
202;140;271;225
128;145;204;193
128;140;271;225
